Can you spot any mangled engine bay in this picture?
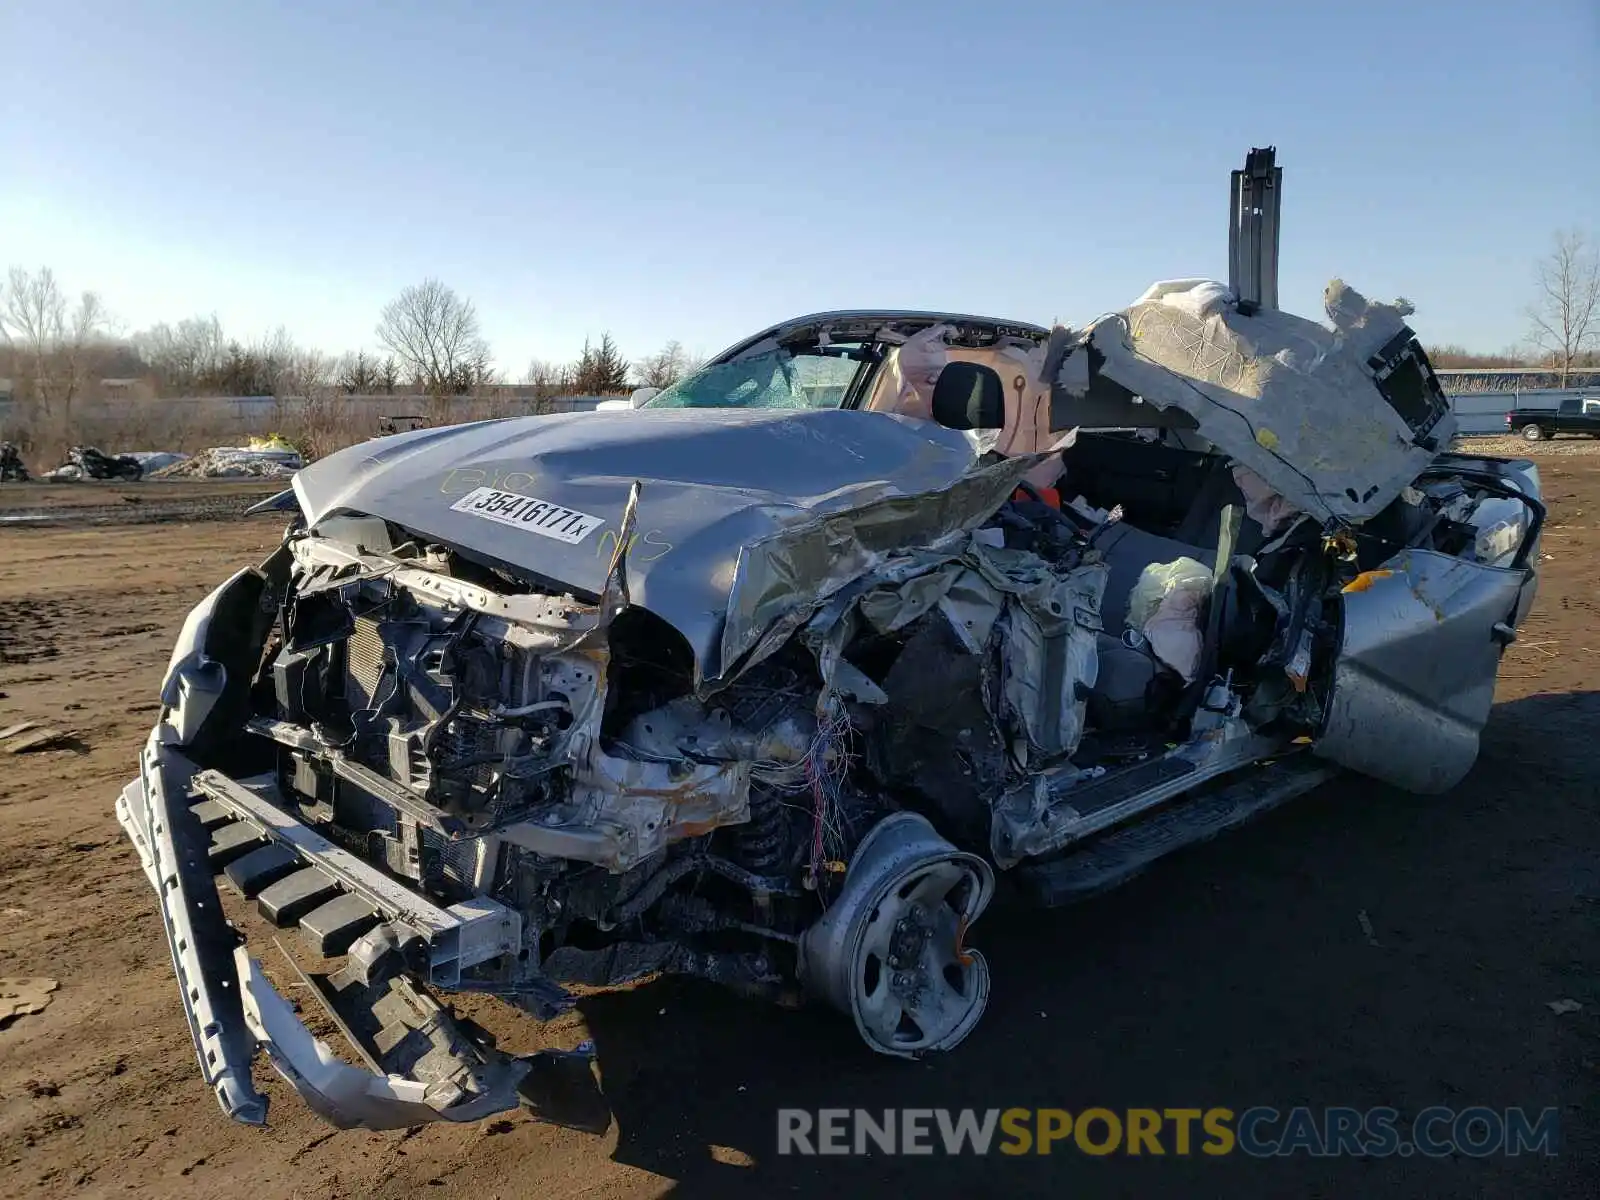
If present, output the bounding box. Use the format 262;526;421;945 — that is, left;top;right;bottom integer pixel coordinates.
118;279;1543;1131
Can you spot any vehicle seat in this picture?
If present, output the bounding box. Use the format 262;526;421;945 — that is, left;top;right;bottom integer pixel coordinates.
930;361;1005;431
1173;457;1265;558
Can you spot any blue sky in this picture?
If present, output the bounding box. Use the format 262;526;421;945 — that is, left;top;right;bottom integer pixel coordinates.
4;0;1596;373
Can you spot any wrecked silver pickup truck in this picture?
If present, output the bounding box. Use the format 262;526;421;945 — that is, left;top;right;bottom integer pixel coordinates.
117;281;1542;1131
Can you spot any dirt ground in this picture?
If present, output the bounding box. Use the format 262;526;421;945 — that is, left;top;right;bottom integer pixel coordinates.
0;480;288;528
1;450;1596;1199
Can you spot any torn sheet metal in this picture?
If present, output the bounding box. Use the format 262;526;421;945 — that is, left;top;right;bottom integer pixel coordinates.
799;532;1108;770
979;546;1107;765
1313;548;1524;793
713;451;1046;687
1048;278;1457;526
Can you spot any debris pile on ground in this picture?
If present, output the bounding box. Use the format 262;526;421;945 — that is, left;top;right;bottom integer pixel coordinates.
39;446;146;482
151;443;303;478
0;442;28;481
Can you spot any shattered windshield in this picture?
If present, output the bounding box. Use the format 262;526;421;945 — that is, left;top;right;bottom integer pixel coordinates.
643;347;866;410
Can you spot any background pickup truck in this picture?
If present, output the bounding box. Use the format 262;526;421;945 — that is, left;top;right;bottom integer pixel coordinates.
1506;393;1600;440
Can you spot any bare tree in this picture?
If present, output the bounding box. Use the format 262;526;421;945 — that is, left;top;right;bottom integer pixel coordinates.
135;314;227;395
281;346;336;400
522;358;574;413
225;326;331;407
523;358;573;391
635;339;688;389
1425;344;1531;370
336;349;381;394
255;326;299;397
376;279;492;402
1526;229;1600;387
0;266;109;421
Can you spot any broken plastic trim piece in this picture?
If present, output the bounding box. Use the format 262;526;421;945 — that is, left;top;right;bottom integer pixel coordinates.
158;568;254;745
990;732;1290;867
236;949;528;1130
116;738;536;1130
115;736;268;1125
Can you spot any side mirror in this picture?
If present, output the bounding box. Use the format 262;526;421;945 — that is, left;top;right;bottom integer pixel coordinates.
931;361;1006;431
629;387;661;409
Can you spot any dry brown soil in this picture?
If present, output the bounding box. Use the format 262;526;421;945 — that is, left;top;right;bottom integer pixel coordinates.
1;453;1596;1199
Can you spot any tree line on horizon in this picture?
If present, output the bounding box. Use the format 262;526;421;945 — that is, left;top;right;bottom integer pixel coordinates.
3;228;1598;425
0;272;705;422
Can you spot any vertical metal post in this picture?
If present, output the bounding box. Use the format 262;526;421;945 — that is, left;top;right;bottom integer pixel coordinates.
1229;147;1282;315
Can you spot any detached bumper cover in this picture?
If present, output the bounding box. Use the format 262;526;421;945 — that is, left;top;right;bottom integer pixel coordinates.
117;736;266;1123
234;949;526;1129
115;732;528;1130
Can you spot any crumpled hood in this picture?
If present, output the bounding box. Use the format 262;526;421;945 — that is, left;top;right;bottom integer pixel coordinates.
293;408;1031;684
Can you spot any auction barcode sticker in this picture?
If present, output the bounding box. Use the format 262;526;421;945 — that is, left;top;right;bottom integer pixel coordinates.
448;487;605;544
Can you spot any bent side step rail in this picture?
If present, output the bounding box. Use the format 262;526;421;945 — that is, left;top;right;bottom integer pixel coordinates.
1013;754;1338;906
